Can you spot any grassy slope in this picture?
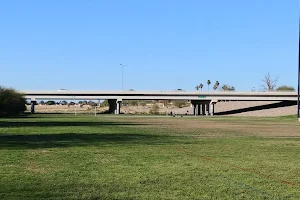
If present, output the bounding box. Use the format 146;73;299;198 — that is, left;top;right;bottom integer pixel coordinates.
0;114;299;199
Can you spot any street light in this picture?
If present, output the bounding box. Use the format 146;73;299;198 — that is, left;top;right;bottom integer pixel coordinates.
298;17;300;121
120;64;125;92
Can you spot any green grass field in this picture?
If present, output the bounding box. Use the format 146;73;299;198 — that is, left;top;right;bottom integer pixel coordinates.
0;114;299;199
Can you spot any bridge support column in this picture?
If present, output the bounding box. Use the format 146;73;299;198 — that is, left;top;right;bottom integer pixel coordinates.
192;104;197;116
210;99;218;116
108;99;122;114
197;104;201;115
31;102;35;114
108;100;117;114
210;103;214;116
201;103;206;115
30;100;36;114
116;101;121;115
206;103;210;116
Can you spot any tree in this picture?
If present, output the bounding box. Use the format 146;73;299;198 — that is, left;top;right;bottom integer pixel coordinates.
261;73;278;91
221;85;235;91
0;86;26;117
40;101;45;105
276;85;295;92
88;101;97;107
46;101;56;105
195;85;200;91
207;80;211;91
213;81;220;90
199;84;204;91
61;100;68;105
101;100;109;107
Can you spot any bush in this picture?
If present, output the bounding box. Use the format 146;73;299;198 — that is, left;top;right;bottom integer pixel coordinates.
221;85;235;91
0;86;26;117
139;101;147;106
276;85;295;92
150;104;160;115
101;100;109;107
128;100;138;106
46;101;56;105
61;100;68;105
173;100;187;108
88;101;98;107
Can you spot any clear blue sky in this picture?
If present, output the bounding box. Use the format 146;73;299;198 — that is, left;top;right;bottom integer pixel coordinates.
0;0;298;91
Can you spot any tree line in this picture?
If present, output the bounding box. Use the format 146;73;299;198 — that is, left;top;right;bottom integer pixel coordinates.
195;73;295;92
195;80;235;92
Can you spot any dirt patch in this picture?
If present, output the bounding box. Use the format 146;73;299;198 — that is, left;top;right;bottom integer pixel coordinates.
110;117;300;138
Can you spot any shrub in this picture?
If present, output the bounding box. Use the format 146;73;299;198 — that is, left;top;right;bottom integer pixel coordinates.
276;85;295;92
221;85;235;91
101;100;109;107
128;100;138;106
46;101;56;105
139;102;147;106
61;100;68;105
150;104;159;115
173;100;187;108
0;86;26;117
88;101;98;107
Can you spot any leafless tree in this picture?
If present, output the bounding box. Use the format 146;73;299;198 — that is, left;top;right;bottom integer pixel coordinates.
261;73;279;91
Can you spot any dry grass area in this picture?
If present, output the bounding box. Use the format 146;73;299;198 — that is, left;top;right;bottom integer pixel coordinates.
27;104;108;113
109;116;300;138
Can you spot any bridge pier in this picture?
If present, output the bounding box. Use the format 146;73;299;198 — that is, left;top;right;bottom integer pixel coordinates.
197;104;201;115
108;99;122;114
193;103;203;116
210;103;214;116
201;103;205;115
192;100;216;116
30;99;36;114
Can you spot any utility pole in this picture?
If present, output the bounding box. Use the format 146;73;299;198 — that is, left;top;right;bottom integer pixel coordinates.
298;17;300;121
120;64;124;92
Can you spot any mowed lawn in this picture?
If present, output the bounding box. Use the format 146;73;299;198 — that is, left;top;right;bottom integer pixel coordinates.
0;115;300;199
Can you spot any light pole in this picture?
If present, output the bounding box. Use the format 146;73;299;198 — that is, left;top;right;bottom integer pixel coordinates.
298;17;300;121
120;64;124;92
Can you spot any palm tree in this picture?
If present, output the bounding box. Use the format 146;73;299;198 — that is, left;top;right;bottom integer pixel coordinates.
199;84;204;92
207;80;211;91
213;81;220;90
195;85;200;91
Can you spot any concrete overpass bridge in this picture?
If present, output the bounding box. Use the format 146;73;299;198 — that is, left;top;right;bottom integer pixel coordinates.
23;90;298;115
